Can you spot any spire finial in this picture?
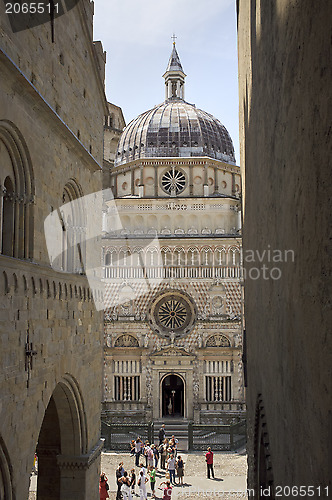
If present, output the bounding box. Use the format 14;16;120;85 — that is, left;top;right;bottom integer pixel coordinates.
171;33;177;46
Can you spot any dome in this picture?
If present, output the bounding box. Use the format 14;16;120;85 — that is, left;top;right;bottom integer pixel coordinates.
115;43;236;167
115;99;235;167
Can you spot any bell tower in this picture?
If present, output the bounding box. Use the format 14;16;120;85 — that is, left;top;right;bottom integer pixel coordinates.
163;37;186;100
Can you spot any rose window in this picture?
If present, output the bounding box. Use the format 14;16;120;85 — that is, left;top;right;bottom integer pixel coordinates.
158;298;187;329
161;167;186;195
148;290;197;339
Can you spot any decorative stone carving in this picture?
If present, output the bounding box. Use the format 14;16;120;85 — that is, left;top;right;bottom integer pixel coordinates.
114;334;139;347
206;334;231;347
146;359;153;407
192;359;200;407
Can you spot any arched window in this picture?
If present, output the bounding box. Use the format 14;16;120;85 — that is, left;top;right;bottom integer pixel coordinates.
0;122;34;259
2;177;14;256
188;247;199;266
59;179;85;273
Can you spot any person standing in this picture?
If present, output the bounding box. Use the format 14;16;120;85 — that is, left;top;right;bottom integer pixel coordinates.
116;464;123;500
138;470;148;500
99;473;109;500
159;424;166;444
166;453;176;485
148;465;156;498
135;438;142;467
176;455;184;485
152;444;159;469
205;447;215;479
121;471;133;500
159;441;167;469
146;444;154;468
130;469;136;497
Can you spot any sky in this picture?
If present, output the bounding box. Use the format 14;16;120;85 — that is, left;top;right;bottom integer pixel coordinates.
93;0;240;163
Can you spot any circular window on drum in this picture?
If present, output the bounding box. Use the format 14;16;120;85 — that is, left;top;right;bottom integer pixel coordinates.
148;290;197;339
161;167;187;195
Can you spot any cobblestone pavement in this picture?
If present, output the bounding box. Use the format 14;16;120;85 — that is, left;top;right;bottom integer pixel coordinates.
29;450;248;499
102;449;248;499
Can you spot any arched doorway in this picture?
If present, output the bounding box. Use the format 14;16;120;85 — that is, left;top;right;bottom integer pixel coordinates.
36;376;87;500
161;374;184;417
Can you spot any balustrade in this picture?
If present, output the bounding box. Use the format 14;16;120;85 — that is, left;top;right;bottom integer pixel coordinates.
103;265;242;280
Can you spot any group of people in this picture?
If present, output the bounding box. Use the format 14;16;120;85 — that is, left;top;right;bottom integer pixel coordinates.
100;462;173;500
99;423;215;500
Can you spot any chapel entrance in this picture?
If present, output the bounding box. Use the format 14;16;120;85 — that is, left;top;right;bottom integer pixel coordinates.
162;374;184;417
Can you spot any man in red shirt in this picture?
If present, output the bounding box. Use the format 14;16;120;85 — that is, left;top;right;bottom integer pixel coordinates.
205;447;215;479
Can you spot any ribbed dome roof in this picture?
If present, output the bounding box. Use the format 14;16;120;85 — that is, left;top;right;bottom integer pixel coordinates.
115;99;236;167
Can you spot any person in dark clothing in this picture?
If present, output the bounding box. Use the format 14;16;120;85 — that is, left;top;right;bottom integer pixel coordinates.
130;468;136;496
205;447;215;479
159;424;166;444
116;464;123;499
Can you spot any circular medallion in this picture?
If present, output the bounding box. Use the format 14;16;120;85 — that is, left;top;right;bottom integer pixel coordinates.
161;167;186;195
148;290;197;339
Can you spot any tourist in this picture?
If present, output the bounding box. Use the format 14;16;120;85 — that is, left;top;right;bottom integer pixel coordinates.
148;465;156;498
205;447;215;479
135;437;142;467
159;480;172;500
138;470;148;500
152;443;159;469
176;455;184;485
171;435;178;457
139;462;147;478
116;464;123;500
166;453;176;485
119;462;125;476
143;441;149;468
130;440;135;456
121;471;133;500
146;443;154;468
130;468;136;496
99;473;109;500
159;423;166;444
160;441;167;469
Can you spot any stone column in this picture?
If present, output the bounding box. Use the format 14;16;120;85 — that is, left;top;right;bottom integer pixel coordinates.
214;167;219;194
57;439;104;500
36;445;61;500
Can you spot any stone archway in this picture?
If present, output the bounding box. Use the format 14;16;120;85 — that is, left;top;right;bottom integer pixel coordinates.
36;375;88;500
0;435;13;500
161;374;185;418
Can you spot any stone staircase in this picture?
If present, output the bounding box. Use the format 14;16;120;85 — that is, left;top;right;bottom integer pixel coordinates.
154;418;189;452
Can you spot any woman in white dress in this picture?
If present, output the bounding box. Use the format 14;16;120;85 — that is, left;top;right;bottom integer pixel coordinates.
138;470;148;500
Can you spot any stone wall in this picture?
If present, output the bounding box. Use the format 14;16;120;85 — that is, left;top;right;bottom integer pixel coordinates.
0;1;106;497
0;0;107;165
238;0;332;494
